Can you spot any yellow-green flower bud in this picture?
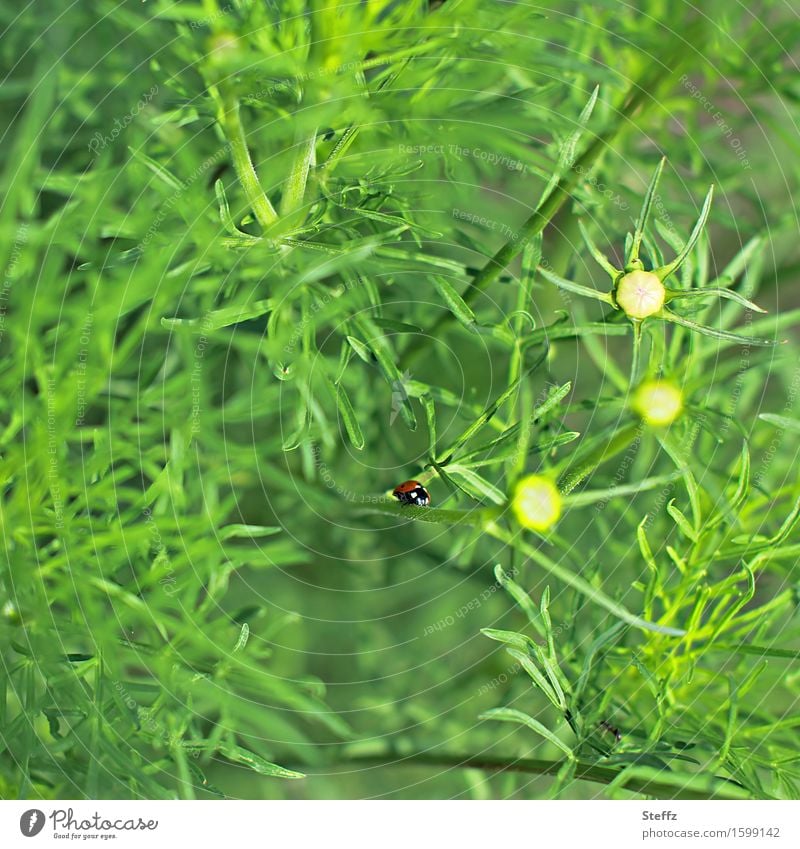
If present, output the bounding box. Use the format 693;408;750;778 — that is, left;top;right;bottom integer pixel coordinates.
511;475;562;532
615;270;665;319
632;379;683;426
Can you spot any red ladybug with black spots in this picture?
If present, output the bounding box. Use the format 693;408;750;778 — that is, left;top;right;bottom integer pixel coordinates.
392;480;431;506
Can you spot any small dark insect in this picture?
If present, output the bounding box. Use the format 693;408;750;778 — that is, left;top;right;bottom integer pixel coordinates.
598;720;622;741
392;480;431;506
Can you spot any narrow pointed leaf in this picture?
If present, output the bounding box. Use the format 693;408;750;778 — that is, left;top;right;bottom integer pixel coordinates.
480;708;576;760
436;378;523;464
447;464;506;505
578;219;620;278
666;286;766;313
538;85;599;207
663;309;776;347
658;185;714;279
333;380;366;450
218;744;305;779
758;413;800;433
537;265;614;305
429;275;479;330
629;156;666;265
485;523;686;636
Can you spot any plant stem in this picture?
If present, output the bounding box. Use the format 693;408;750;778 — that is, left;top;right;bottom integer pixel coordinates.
356;498;494;527
324;752;750;800
216;88;278;231
630;320;644;386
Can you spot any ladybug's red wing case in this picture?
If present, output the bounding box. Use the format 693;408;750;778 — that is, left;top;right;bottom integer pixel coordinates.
392;480;431;506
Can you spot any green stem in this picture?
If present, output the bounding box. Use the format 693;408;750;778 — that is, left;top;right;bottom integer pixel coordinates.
173;742;196;800
357;498;495;527
328;752;749;800
630;320;643;387
216;88;278;231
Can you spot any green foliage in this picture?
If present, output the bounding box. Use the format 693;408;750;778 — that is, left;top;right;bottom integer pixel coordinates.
1;0;799;800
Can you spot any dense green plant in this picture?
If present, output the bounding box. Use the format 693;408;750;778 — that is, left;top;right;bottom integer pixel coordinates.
1;0;799;800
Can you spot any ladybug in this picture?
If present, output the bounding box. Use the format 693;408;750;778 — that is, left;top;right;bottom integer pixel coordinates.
392;480;431;506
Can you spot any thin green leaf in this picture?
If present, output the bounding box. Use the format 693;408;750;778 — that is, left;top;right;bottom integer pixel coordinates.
429;275;479;330
233;623;250;653
480;708;575;760
538;85;599;207
446;465;506;504
663;309;776;347
493;565;545;636
436;379;524;464
629;156;666;265
486;524;685;636
667;499;698;542
346;335;373;364
578;219;619;278
128;145;184;191
217;744;305;779
220;525;282;540
353;316;417;430
215;178;241;236
537;265;614;305
666;286;766;313
759;413;800;433
328;378;365;450
658;185;714;279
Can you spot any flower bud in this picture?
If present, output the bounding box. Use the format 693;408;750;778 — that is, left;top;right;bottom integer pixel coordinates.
632;379;683;426
615;270;665;319
511;475;562;531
